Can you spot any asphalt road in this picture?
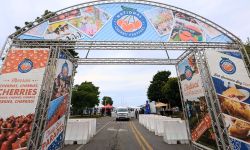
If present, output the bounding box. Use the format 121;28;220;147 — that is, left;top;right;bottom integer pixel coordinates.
63;117;190;150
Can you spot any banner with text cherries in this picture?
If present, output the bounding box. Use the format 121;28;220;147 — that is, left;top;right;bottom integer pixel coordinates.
0;48;50;149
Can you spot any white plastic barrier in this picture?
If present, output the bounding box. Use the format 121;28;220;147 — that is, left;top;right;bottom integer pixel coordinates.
111;111;116;118
163;120;189;144
154;116;172;136
139;114;189;145
65;118;96;145
80;118;96;138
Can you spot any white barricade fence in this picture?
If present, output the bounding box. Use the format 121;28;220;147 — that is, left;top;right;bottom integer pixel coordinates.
163;120;189;144
65;118;97;145
138;114;189;145
155;116;172;136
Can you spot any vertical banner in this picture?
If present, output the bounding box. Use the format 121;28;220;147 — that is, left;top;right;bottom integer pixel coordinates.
206;49;250;150
177;54;217;149
42;52;73;150
0;48;49;149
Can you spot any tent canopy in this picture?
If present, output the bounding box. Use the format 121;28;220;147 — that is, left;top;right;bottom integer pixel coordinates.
155;102;168;108
102;104;113;109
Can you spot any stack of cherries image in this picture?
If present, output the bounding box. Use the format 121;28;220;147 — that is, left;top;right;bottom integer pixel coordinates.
0;114;34;150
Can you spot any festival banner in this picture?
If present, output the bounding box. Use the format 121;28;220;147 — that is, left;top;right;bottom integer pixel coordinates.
170;19;204;42
44;21;83;40
144;7;174;36
69;6;111;37
206;49;250;149
18;3;231;43
42;52;73;150
177;54;217;149
0;48;50;149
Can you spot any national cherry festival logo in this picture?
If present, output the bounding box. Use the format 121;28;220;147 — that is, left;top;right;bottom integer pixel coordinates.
112;6;147;37
184;66;193;81
18;58;33;73
219;57;236;74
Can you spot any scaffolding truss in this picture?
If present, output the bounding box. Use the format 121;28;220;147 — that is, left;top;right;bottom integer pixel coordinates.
0;0;249;150
6;40;242;66
1;38;249;150
11;40;239;51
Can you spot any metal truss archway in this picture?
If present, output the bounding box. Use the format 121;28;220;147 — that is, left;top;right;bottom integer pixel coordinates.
1;39;248;150
0;0;250;150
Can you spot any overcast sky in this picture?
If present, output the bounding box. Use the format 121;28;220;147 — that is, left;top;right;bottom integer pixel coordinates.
0;0;249;107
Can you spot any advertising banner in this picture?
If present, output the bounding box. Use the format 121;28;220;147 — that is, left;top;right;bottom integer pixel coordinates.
18;3;232;43
0;48;49;149
42;52;73;150
177;54;217;149
206;49;250;150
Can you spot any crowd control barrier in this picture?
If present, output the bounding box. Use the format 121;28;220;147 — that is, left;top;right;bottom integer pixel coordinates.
139;114;189;144
65;118;96;145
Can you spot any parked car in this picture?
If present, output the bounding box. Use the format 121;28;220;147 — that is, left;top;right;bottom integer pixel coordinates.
115;107;130;121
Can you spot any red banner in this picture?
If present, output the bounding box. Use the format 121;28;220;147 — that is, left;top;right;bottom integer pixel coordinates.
191;113;211;141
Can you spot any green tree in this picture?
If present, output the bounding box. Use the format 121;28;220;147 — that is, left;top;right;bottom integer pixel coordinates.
147;71;171;103
161;77;182;109
71;81;100;115
102;96;113;105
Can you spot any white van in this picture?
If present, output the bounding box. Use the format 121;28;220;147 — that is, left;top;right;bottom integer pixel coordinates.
115;107;130;121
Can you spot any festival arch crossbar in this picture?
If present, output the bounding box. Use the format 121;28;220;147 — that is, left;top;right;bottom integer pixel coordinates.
0;0;250;150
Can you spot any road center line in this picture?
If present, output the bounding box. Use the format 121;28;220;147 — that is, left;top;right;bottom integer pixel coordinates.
129;122;146;150
131;121;153;150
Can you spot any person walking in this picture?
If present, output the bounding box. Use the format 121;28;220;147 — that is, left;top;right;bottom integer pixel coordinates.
135;109;138;119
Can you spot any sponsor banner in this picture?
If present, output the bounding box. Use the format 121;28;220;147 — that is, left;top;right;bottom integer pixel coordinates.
42;52;73;150
178;54;217;149
42;115;65;150
177;54;204;101
0;48;49;149
19;3;231;43
206;50;250;87
0;48;49;117
206;49;250;149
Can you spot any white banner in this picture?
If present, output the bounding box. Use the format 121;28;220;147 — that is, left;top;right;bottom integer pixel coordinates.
177;54;204;101
206;49;250;149
0;48;49;118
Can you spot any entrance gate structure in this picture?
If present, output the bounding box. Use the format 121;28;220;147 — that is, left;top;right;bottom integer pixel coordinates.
0;0;250;150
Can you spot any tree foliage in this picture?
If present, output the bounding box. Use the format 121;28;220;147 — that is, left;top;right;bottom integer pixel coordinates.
161;77;182;109
147;71;171;103
147;71;182;109
102;96;113;105
71;82;100;114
